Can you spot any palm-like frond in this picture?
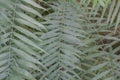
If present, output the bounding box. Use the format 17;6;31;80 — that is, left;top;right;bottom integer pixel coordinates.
0;0;46;80
0;0;120;80
39;1;87;80
78;1;120;80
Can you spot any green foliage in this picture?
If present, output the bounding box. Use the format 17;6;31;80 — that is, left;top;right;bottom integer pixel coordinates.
0;0;120;80
0;0;46;80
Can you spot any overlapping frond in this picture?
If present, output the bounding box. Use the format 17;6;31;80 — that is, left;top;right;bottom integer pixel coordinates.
0;0;120;80
39;1;88;80
77;0;120;79
0;0;46;80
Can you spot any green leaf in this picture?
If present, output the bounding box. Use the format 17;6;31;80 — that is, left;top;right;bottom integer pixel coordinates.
98;0;105;7
92;70;111;80
17;4;42;17
12;66;36;80
87;62;108;72
13;32;47;53
21;0;46;10
12;47;45;68
14;25;41;41
16;12;46;30
0;73;7;80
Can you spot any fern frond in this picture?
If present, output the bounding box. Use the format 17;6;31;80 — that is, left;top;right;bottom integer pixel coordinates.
0;0;46;80
39;1;88;80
